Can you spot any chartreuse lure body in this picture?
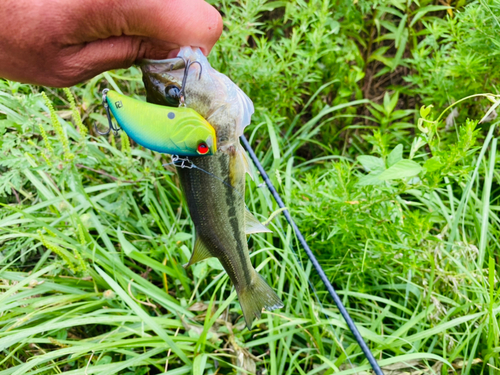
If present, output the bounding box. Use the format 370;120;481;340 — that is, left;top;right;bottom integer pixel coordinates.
105;90;216;156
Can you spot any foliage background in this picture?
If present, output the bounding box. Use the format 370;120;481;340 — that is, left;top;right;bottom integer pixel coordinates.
1;0;500;374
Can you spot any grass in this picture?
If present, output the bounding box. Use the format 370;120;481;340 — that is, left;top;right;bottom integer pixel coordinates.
1;0;500;374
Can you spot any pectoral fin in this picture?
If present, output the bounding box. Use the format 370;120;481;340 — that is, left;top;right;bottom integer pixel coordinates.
184;237;213;267
238;143;254;180
245;210;272;234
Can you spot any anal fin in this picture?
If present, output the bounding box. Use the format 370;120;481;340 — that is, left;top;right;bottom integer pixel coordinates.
184;237;213;268
245;210;273;234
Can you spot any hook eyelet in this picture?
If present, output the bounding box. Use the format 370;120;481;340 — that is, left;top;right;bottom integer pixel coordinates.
94;89;121;136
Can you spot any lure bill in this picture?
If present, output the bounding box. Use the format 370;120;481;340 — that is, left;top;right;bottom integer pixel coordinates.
104;90;216;156
142;47;284;329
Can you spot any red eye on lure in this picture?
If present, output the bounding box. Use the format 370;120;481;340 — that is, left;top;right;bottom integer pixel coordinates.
197;142;209;155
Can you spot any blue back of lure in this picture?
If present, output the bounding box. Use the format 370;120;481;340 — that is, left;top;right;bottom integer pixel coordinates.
105;90;216;156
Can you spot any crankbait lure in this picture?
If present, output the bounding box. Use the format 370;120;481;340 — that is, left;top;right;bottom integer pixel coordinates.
99;89;216;156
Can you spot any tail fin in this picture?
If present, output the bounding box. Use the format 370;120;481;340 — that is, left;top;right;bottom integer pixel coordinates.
238;272;284;329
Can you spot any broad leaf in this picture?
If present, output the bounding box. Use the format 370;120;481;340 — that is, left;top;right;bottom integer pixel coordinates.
387;144;403;167
378;159;422;180
357;155;385;172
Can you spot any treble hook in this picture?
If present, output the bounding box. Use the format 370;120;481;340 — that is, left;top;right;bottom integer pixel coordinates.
179;59;203;107
95;89;121;136
139;56;203;106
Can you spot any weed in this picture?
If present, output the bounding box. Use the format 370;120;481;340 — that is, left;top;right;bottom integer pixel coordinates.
1;0;499;374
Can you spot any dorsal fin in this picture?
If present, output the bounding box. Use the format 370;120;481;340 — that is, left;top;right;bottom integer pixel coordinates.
245;210;272;234
184;237;213;268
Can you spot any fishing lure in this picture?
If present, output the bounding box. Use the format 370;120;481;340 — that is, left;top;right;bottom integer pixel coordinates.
98;89;216;156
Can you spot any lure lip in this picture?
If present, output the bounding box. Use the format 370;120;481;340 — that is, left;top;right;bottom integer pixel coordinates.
205;135;216;154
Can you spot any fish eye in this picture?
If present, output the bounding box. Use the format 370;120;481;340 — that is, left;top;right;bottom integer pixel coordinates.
164;85;181;106
165;85;180;99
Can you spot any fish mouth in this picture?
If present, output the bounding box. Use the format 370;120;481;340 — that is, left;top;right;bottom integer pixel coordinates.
140;57;188;107
139;57;186;73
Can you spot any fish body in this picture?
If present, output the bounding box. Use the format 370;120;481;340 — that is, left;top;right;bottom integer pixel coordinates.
141;47;283;328
177;152;283;326
106;90;216;156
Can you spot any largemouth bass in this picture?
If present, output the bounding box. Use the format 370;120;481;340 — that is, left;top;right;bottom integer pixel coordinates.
141;47;283;329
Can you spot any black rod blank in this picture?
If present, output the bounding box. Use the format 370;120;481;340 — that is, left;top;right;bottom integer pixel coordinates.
240;134;384;375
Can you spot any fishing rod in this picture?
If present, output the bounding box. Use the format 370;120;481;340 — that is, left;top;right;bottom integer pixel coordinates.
240;134;384;375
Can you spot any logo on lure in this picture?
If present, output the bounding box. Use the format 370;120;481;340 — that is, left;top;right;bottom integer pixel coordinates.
104;90;217;157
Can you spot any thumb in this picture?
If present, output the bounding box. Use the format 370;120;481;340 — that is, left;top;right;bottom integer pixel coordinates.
117;0;223;56
66;0;223;56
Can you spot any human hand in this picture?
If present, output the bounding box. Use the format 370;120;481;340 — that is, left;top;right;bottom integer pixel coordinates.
0;0;222;87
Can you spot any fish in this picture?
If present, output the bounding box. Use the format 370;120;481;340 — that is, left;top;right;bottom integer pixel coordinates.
105;90;216;156
141;47;283;329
